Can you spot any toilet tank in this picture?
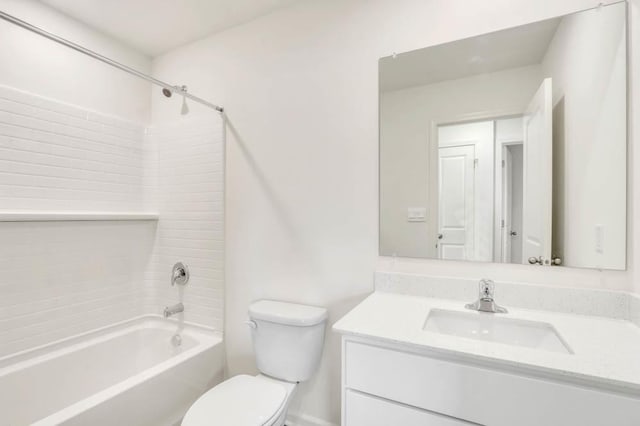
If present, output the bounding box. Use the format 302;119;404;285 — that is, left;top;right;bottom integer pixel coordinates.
248;300;327;383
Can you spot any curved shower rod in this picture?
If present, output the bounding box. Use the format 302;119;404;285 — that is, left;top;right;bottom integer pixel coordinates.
0;10;224;113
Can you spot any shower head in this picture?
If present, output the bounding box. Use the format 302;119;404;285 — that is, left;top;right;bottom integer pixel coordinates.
162;85;189;115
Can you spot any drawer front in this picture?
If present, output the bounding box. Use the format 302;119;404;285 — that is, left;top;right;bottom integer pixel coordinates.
345;389;477;426
345;340;640;426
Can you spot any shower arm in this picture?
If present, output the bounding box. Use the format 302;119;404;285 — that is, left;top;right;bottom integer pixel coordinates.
0;10;224;113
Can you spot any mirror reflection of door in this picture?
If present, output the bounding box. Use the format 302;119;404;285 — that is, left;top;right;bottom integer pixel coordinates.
435;113;549;265
436;121;494;261
379;3;626;270
437;144;475;260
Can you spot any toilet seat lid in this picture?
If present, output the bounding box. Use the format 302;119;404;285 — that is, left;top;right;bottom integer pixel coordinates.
182;375;287;426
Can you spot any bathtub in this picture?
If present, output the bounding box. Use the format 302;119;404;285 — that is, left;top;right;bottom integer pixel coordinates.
0;316;224;426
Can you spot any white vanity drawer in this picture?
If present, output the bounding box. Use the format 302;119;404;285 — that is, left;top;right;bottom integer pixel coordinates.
345;389;477;426
344;340;640;426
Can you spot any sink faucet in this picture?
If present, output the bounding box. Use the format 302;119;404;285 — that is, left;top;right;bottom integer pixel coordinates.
164;302;184;318
465;279;508;313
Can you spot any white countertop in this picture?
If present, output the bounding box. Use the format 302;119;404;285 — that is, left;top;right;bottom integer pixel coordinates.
333;292;640;395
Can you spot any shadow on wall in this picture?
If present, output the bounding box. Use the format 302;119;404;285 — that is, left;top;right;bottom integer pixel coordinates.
552;96;565;261
283;292;369;426
224;115;298;241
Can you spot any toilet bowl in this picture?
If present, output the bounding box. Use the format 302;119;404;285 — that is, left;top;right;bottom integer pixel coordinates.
181;374;296;426
182;300;327;426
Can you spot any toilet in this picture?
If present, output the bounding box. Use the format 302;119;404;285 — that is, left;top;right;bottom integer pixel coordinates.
182;300;328;426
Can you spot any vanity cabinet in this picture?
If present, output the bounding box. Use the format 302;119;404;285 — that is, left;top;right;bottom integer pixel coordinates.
341;338;640;426
345;389;475;426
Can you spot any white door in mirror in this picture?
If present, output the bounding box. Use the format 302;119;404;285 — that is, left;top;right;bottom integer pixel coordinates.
437;144;475;260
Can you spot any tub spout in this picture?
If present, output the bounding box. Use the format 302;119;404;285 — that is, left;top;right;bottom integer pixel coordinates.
163;303;184;318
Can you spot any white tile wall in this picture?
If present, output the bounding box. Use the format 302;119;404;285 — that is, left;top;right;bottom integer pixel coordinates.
144;116;225;331
0;84;146;211
0;85;156;357
0;85;225;356
0;221;155;357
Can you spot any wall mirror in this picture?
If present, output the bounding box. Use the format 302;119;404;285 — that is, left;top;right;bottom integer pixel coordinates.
379;2;627;270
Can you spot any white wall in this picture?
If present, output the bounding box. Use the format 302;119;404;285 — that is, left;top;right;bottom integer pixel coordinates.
380;66;542;258
542;3;627;269
151;0;635;424
0;0;151;123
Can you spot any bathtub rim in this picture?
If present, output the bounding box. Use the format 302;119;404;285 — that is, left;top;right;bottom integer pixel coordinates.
1;314;223;426
0;314;220;370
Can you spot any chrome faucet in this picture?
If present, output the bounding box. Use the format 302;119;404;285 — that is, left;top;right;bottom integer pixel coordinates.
171;262;189;286
465;279;508;313
164;302;184;318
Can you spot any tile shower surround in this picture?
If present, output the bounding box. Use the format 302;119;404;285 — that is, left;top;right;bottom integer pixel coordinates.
0;85;224;357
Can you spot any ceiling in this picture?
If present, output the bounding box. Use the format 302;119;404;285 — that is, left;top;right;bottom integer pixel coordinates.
39;0;301;57
380;17;561;92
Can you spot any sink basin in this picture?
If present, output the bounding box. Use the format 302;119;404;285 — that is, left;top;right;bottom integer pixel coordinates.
424;309;572;354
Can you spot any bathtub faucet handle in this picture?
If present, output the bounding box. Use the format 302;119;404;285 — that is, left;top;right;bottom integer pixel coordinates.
171;262;189;286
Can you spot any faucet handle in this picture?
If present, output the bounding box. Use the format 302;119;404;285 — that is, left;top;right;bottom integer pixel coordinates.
479;279;495;299
171;262;189;286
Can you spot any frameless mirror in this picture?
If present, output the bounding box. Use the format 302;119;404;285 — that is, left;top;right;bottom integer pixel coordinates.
379;2;627;270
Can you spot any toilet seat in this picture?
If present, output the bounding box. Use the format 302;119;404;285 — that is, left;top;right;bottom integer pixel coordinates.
181;375;287;426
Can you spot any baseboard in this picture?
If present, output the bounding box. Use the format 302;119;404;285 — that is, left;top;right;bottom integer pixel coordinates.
286;412;339;426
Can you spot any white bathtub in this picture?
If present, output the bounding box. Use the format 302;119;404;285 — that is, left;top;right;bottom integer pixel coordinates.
0;316;224;426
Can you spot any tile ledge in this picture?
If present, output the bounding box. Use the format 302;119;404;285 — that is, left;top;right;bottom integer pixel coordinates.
0;211;159;222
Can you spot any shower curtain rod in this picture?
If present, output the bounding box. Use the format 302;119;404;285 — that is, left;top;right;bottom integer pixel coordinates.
0;10;224;113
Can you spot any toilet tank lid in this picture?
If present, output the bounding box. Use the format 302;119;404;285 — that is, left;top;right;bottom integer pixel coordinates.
249;300;328;326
